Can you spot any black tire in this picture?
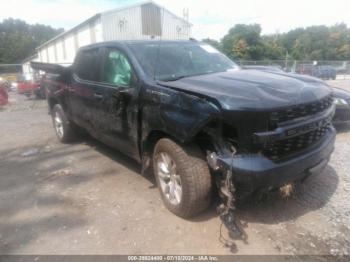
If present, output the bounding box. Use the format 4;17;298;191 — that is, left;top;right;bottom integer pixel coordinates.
153;138;212;218
51;104;77;143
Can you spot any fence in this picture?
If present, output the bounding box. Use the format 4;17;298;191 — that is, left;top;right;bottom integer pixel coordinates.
1;60;350;82
237;60;350;80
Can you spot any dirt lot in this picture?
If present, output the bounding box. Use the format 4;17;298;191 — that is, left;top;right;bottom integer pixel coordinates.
0;82;350;255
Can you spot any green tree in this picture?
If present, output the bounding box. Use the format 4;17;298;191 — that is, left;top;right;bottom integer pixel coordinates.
272;23;350;60
221;24;264;60
0;18;63;63
262;35;285;60
219;23;350;61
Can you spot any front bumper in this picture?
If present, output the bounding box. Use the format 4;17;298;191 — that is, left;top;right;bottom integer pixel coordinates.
216;126;336;197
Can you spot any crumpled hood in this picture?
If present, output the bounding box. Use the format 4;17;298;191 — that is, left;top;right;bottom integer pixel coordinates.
159;70;332;111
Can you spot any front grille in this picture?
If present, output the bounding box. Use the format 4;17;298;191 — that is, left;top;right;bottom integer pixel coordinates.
263;124;331;161
270;95;333;124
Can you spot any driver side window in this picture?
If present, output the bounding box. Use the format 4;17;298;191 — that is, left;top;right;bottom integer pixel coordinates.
102;48;133;87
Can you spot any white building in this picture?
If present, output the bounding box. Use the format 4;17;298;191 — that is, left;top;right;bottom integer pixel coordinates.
22;54;39;76
34;1;192;65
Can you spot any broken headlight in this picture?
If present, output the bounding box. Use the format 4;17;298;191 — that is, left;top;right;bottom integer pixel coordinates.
334;98;348;105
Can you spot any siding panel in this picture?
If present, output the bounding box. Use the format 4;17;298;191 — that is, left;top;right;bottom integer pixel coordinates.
48;44;55;63
65;34;76;63
102;6;142;40
77;25;91;47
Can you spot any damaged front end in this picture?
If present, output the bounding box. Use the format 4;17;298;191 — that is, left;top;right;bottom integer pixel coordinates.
155;75;336;242
203;97;336;239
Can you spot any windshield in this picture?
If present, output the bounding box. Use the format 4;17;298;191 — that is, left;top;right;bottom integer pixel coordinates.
129;42;239;81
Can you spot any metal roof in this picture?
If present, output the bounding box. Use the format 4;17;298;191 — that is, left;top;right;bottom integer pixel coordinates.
78;39;198;50
35;0;191;51
22;54;39;63
36;13;100;50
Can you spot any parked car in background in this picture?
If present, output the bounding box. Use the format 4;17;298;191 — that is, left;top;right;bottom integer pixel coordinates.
17;74;39;96
17;80;40;97
295;64;337;80
16;74;46;98
295;63;313;75
332;87;350;123
312;65;337;80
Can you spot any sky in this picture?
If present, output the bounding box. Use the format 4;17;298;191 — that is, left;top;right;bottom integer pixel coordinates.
1;0;350;40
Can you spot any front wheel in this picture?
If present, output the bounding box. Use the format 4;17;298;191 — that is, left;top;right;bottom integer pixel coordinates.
153;138;212;218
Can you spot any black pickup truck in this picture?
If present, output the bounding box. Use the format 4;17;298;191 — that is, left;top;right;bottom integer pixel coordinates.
31;40;336;219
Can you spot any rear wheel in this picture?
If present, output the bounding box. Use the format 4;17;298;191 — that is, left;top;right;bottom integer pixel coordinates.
52;104;77;143
153;138;212;218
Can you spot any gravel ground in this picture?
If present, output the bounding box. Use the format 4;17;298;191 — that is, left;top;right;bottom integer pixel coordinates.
0;86;350;255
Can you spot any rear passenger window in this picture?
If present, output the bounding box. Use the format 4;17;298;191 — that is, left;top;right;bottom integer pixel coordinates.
102;49;133;87
75;49;100;82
